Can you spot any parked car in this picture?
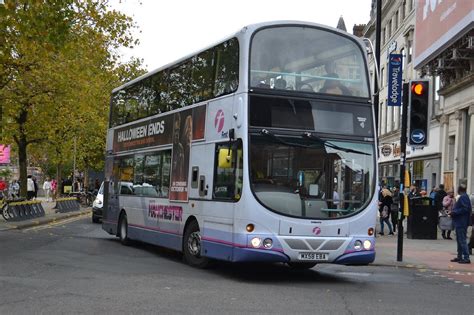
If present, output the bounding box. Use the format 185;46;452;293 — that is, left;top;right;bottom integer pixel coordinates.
92;182;104;223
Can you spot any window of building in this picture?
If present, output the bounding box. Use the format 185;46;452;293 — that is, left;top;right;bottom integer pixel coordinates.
400;48;406;71
388;20;392;39
380;67;385;88
447;135;455;171
402;1;406;20
407;40;413;63
413;160;423;179
395;11;399;30
464;110;470;178
434;75;440;101
381;100;387;135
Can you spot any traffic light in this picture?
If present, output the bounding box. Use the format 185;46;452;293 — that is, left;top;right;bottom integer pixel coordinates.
408;80;430;146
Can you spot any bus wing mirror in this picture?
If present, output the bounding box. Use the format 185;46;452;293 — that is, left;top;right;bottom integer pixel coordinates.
218;148;232;169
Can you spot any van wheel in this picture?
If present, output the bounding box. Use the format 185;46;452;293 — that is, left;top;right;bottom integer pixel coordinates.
288;262;317;270
92;214;100;223
118;213;131;246
183;220;209;268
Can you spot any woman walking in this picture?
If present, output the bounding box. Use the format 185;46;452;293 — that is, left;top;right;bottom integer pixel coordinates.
440;190;455;239
379;188;394;236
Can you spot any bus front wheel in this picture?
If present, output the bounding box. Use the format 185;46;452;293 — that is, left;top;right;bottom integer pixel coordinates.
118;212;131;246
183;220;209;268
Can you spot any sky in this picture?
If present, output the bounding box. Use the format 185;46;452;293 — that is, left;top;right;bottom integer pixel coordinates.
110;0;373;71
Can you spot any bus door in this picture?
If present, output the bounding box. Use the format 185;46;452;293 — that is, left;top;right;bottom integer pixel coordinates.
201;140;243;260
103;156;121;234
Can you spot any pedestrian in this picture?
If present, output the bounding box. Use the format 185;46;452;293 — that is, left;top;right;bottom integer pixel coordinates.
409;185;420;199
448;185;472;264
434;184;447;213
12;180;19;198
429;186;438;201
0;178;6;201
51;178;57;201
469;193;474;255
27;175;35;200
43;177;52;202
440;190;454;239
33;177;38;200
391;187;400;232
9;180;19;199
378;187;394;236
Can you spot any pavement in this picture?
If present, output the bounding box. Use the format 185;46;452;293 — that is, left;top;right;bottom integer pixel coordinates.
0;197;91;231
1;200;472;276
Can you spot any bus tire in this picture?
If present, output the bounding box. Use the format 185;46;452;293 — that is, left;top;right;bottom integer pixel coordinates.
118;212;131;246
288;262;317;270
92;214;100;224
183;220;209;268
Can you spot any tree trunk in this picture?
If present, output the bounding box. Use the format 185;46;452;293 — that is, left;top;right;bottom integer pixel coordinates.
16;108;29;198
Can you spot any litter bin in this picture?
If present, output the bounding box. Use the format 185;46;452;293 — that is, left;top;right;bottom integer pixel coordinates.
406;197;438;239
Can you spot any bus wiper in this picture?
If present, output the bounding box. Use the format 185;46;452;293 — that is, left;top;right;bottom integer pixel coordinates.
302;132;370;156
260;129;313;148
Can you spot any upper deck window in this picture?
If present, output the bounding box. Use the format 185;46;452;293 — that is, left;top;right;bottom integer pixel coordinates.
250;26;369;98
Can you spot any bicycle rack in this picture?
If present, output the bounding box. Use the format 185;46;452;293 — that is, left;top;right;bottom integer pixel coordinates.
2;201;45;222
55;198;80;213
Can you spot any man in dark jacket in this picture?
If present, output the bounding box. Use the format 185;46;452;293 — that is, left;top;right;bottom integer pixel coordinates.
434;184;447;210
449;185;472;264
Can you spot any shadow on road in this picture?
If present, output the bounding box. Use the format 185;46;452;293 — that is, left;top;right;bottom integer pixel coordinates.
104;236;357;285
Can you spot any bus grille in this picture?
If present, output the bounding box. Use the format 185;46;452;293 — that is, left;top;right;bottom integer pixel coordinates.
283;238;345;251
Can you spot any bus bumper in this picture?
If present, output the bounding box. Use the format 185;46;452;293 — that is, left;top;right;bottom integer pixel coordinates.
333;250;375;265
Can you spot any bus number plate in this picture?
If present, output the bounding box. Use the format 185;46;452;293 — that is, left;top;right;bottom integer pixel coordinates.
298;252;328;261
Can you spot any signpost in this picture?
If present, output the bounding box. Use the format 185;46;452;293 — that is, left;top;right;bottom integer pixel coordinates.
397;83;409;262
387;54;403;106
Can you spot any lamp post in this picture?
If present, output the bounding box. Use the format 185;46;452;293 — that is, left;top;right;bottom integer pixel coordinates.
73;136;76;192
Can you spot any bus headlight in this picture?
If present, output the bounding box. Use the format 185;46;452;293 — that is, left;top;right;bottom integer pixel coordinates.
250;237;262;248
354;240;362;251
363;240;372;250
263;238;273;249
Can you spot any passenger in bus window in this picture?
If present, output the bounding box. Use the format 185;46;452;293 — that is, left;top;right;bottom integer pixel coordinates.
319;73;352;96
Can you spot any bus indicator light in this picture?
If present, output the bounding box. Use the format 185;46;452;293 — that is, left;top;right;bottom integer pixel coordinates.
246;224;255;232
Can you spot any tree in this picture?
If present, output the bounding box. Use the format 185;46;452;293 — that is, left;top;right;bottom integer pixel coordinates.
0;0;145;196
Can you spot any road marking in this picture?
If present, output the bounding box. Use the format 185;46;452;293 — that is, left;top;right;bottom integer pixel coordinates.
22;214;89;232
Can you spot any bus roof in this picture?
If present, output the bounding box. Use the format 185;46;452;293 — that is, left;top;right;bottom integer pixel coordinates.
112;20;363;93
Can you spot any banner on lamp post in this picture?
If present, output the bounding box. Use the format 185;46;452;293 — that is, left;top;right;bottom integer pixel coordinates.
387;54;403;106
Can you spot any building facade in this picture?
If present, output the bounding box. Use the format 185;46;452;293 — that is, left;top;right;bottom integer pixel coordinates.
363;0;442;191
414;0;474;194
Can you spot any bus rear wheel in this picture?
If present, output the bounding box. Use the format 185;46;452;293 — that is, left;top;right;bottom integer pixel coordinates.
118;213;131;246
288;262;317;270
183;220;209;268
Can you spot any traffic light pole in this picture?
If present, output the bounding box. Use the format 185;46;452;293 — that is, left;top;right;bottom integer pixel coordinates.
397;82;409;262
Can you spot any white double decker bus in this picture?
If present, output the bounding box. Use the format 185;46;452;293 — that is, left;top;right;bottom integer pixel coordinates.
102;21;377;268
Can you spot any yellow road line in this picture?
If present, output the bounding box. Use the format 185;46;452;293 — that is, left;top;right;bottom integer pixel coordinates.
23;213;90;232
